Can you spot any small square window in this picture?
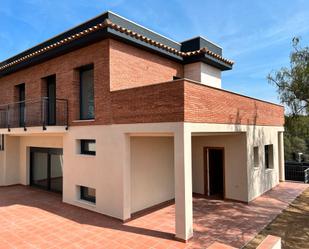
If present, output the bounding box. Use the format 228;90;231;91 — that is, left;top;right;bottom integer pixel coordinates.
253;146;259;167
264;144;274;169
80;186;96;203
0;134;4;151
173;76;181;80
80;139;96;155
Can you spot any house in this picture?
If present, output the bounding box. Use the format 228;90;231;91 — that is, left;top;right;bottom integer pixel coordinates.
0;11;285;241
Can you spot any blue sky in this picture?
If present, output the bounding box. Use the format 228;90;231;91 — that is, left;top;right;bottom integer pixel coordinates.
1;0;309;104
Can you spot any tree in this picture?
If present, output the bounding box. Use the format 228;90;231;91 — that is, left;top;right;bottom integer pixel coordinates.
268;37;309;115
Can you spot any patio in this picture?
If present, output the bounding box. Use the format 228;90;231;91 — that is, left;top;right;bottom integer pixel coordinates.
0;182;307;249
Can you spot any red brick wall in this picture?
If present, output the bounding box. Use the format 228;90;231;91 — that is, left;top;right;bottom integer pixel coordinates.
109;39;183;91
0;40;110;126
111;81;184;124
184;81;284;126
110;80;284;126
0;38;284;127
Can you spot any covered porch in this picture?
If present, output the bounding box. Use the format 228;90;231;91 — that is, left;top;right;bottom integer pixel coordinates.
125;122;285;241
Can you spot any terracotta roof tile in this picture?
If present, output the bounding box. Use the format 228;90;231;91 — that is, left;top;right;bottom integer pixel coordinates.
0;18;233;72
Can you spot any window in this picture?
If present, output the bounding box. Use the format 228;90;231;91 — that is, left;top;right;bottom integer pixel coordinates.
80;65;94;120
80;139;96;155
253;146;259;167
80;186;96;203
173;76;181;80
264;144;274;169
0;134;4;151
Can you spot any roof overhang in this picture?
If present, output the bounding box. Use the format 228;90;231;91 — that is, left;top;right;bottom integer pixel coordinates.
0;11;233;78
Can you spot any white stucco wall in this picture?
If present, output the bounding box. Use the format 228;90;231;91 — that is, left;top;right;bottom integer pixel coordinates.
130;137;174;213
62;123;182;220
184;62;222;88
0;136;20;186
246;126;282;201
1;122;284;223
192;134;248;201
187;123;284;202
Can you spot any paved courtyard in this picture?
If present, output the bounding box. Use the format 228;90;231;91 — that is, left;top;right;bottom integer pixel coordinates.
0;182;307;249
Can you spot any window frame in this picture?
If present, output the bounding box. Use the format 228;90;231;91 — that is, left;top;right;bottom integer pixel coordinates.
80;139;96;155
79;64;95;120
80;186;96;203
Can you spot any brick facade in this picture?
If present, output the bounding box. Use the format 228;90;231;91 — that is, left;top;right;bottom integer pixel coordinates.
110;80;284;126
111;81;184;124
0;39;284;127
184;82;284;126
109;39;183;91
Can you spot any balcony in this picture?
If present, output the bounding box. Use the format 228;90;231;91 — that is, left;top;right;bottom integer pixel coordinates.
0;97;68;132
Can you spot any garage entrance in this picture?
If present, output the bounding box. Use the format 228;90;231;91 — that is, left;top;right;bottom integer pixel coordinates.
30;147;63;193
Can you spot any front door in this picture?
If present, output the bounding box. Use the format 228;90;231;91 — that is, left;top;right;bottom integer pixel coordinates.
204;147;224;197
47;76;56;125
30;147;63;193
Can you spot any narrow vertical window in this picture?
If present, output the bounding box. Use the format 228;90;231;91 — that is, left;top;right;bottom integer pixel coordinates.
0;134;4;151
253;146;259;168
80;65;94;120
264;144;274;169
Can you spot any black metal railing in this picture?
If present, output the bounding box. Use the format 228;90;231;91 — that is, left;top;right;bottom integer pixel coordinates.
0;97;68;131
285;162;309;183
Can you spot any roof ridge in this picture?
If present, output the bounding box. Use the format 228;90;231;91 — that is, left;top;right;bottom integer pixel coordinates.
0;18;233;72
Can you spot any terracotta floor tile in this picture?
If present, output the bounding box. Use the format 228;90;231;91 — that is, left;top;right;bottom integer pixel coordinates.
0;182;307;249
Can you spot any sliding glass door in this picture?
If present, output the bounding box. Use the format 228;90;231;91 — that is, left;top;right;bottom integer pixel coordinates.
30;147;63;193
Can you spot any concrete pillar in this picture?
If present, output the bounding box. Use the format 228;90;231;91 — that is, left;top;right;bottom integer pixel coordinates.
122;134;131;221
174;126;193;241
278;132;285;181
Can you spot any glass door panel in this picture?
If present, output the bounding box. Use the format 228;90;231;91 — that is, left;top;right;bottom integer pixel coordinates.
47;76;56;125
31;152;48;189
19;84;25;127
50;154;63;192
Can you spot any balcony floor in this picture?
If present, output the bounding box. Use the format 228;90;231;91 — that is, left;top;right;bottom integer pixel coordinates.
0;182;307;249
0;126;68;135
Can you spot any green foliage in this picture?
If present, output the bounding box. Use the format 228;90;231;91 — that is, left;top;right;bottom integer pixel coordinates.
284;116;309;161
268;37;309;115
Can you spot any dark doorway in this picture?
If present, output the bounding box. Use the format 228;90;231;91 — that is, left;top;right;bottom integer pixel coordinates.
30;147;63;193
204;147;224;197
46;75;56;125
17;84;25;127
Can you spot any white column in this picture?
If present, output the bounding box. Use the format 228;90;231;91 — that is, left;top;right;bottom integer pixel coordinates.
278;132;285;181
122;134;131;221
174;125;193;241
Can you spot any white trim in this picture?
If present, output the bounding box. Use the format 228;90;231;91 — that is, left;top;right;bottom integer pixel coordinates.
75;199;96;207
72;119;95;123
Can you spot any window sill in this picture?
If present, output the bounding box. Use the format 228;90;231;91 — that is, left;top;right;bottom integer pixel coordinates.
75;199;96;207
265;168;274;173
72;119;95;123
76;154;96;158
